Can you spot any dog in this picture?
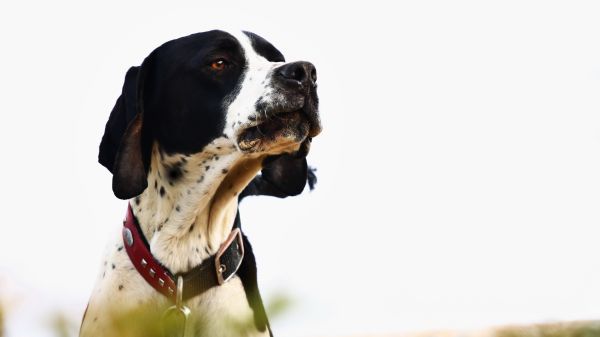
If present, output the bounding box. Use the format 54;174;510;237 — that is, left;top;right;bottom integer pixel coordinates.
80;29;321;337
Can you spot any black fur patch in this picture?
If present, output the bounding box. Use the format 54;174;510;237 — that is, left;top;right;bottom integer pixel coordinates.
243;31;285;62
167;163;184;182
142;31;247;155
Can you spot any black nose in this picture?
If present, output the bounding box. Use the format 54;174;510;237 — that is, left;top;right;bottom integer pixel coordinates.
276;61;317;87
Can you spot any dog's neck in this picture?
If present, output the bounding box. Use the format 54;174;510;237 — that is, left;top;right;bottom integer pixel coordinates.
130;140;264;274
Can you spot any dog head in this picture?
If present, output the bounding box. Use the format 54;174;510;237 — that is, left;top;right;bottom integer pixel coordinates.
99;30;321;199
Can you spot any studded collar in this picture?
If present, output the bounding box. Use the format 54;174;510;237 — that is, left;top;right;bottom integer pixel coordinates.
122;204;245;301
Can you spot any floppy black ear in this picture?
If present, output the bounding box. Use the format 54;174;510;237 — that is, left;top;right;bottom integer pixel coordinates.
240;140;317;200
261;154;311;196
98;66;151;199
262;138;317;194
99;66;139;173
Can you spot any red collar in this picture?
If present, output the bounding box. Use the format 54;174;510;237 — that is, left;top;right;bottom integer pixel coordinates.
122;205;245;301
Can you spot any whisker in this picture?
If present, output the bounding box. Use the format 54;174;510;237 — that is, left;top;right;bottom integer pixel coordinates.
255;107;268;137
256;124;266;137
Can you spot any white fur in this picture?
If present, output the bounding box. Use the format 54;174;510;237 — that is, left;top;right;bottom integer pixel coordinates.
80;29;303;337
223;31;284;143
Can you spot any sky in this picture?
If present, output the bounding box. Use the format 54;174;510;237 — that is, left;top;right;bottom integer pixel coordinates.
1;1;600;336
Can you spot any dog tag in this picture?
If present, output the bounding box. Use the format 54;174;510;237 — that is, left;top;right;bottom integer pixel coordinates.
161;275;190;337
161;304;190;337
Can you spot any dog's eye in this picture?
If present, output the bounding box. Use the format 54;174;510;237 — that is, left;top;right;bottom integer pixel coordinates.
210;59;228;71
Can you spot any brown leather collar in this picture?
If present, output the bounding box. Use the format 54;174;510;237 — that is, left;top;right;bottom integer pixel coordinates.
122;204;245;301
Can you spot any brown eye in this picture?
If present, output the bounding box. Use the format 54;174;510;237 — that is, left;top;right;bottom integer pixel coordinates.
210;59;226;71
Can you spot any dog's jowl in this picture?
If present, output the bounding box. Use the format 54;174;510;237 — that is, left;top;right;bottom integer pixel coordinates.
80;30;320;337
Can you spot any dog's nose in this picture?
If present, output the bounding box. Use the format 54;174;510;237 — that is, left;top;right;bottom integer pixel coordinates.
276;61;317;87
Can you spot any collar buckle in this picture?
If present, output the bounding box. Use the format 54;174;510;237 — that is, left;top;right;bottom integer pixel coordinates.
214;228;245;285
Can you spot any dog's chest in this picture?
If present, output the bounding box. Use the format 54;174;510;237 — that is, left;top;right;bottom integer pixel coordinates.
80;232;267;337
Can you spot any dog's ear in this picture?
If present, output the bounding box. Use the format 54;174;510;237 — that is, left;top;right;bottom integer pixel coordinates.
263;138;317;194
240;140;317;200
98;65;152;199
110;113;149;199
98;66;139;173
260;154;312;196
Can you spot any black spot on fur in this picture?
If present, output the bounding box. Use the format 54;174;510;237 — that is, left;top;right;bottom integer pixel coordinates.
154;180;158;190
134;197;140;205
118;285;124;291
205;165;210;170
157;225;163;231
216;146;221;150
117;246;123;251
197;176;204;183
111;264;115;270
189;224;194;232
160;186;166;197
222;168;228;174
175;205;181;212
167;163;183;182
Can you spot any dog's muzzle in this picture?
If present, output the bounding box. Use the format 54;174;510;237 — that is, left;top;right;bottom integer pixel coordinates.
238;61;321;152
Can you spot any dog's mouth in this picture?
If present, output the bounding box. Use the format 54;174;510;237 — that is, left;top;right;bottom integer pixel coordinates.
238;109;321;153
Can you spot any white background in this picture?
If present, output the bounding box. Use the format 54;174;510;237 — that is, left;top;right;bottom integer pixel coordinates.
1;1;600;336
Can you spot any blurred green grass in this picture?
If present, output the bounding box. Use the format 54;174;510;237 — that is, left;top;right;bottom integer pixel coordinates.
1;305;4;337
1;294;600;337
0;291;294;337
496;322;600;337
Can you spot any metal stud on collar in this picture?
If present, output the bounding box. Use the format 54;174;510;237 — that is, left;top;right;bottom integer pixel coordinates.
123;228;134;247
